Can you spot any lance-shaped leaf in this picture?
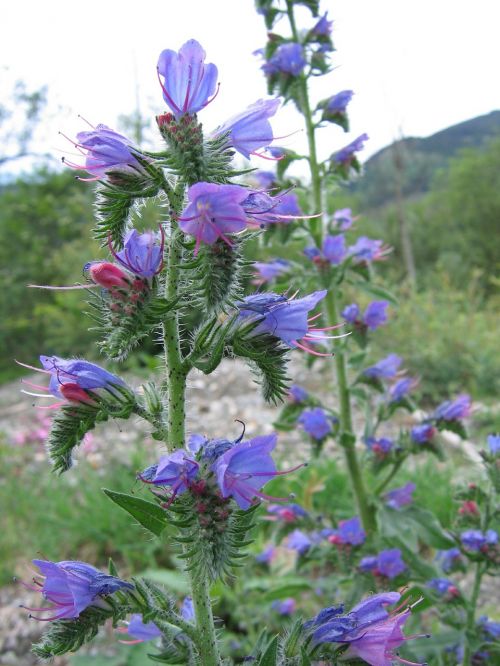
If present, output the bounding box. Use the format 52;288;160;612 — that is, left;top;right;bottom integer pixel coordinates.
103;489;169;536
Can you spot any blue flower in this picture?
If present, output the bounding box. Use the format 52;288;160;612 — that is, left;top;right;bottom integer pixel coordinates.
288;385;309;403
311;12;333;37
411;423;436;444
433;394;471;421
253;259;289;283
427;578;457;597
479;616;500;640
264;43;306;76
331;516;366;546
181;596;195;622
385;482;416;510
461;529;488;551
114;229;163;278
377;549;407;579
124;614;162;642
287;529;313;554
214;98;280;159
322;234;347;264
349;236;390;263
26;560;132;620
389;377;418;403
365;437;394;456
487;434;500;455
139;450;199;499
298;407;334;440
435;547;462;573
272;598;296;615
157;40;218;118
256;545;276;564
333;207;354;229
359;556;378;572
325;91;353;116
333;133;368;165
363;354;402;380
342;303;360;323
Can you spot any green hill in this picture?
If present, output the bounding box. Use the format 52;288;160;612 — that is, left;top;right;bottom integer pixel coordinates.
355;110;500;208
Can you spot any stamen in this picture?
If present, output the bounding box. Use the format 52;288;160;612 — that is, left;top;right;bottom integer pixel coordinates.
77;114;96;129
250;150;284;161
156;69;181;113
292;341;333;357
28;284;96;290
15;360;51;374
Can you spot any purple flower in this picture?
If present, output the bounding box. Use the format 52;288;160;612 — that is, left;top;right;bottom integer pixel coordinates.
325;91;353;116
333;133;368;165
487;434;500;455
322;234;347;264
349;236;389;263
139;450;199;498
181;596;195;622
38;356;126;401
363;300;389;330
359;556;378;573
385;482;416;510
253;259;289;283
272;598;296;615
179;182;248;254
411;423;436;444
242;191;303;226
287;529;313;554
267;503;308;522
365;437;394;457
304;246;321;260
333;207;354;230
63;124;143;181
264;43;306;76
187;433;208;454
113;229;163;279
214;98;280;159
436;547;462;573
389;377;418;403
461;529;486;551
311;12;333;37
288;384;309;403
342;303;360;323
427;578;457;597
237;289;342;355
332;516;366;546
256;545;276;564
124;614;162;642
298;407;334;440
363;354;402;380
157;40;218;118
486;529;498;545
26;560;132;620
377;549;407;579
252;170;276;189
212;434;299;510
479;616;500;639
433;394;471;421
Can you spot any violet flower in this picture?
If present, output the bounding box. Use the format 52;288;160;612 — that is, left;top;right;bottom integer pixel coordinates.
435;547;462;573
376;549;407;579
487;434;500;455
365;437;394;456
324;91;353;117
411;423;436;444
62;124;143;182
287;529;313;554
385;482;416;510
363;354;402;380
322;234;347;264
298;407;334;440
388;376;418;403
332;133;368;165
139;450;199;500
179;182;248;254
237;290;346;356
112;229;164;279
479;616;500;640
122;614;162;643
427;578;457;597
212;434;301;510
157;40;218;118
311;12;333;37
214;98;281;159
359;556;378;573
181;596;195;622
433;394;471;421
333;207;354;229
272;598;296;615
363;300;389;330
267;502;308;522
342;303;360;324
243;191;304;226
256;545;276;564
253;259;289;283
461;529;498;551
23;560;132;620
349;236;390;263
288;384;309;403
252;170;276;189
329;516;366;546
264;43;306;76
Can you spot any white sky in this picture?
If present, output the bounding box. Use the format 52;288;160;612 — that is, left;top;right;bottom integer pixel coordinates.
2;0;500;170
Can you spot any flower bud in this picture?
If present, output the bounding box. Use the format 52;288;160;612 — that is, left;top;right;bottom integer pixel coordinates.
60;383;97;405
89;262;130;289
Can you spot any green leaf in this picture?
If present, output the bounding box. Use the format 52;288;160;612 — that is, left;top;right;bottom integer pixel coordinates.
262;580;313;602
103;489;168;536
257;635;279;666
353;280;399;306
404;506;456;548
136;569;190;595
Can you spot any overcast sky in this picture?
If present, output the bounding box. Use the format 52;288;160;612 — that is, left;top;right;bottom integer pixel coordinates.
2;0;499;170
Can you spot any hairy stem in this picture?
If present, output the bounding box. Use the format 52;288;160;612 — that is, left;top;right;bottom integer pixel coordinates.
285;0;322;246
374;459;405;497
189;575;221;666
325;289;376;533
462;562;484;666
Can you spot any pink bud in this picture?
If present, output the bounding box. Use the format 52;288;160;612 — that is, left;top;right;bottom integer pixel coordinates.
89;262;130;289
60;383;96;405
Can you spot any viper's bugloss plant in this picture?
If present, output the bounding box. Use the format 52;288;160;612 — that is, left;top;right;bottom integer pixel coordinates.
16;3;500;665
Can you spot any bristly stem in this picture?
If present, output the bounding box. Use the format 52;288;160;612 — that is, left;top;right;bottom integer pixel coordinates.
462;561;484;666
285;0;322;246
162;197;221;665
285;2;375;533
325;288;376;533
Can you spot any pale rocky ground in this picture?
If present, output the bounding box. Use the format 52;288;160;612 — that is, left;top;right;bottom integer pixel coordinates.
0;358;490;664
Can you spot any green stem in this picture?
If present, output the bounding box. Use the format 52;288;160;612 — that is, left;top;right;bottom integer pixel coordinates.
189;574;221;666
374;459;404;497
325;289;376;533
462;562;484;666
285;0;322;246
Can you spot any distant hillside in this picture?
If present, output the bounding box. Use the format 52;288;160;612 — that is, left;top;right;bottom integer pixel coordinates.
354;110;500;208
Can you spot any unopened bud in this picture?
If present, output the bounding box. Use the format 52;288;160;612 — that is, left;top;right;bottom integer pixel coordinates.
89;262;130;289
60;383;96;405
